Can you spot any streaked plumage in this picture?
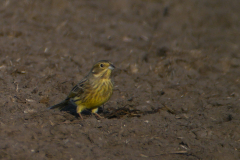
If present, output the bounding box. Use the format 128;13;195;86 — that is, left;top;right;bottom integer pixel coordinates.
48;60;115;119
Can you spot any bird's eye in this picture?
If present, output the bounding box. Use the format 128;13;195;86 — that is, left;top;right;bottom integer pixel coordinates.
100;64;104;68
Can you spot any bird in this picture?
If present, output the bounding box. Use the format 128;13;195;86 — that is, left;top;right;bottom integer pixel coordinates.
48;60;115;119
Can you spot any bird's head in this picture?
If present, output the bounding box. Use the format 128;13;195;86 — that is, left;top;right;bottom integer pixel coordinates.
90;60;115;79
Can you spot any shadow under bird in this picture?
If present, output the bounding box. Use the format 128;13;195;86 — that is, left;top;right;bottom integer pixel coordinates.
48;60;115;119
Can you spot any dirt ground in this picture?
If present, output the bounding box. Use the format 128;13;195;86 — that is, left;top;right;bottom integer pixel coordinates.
0;0;239;159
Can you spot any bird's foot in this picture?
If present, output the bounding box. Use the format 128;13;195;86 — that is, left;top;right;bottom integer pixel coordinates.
78;113;83;120
94;113;104;119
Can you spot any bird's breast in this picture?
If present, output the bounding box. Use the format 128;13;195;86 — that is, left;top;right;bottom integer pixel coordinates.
81;79;113;108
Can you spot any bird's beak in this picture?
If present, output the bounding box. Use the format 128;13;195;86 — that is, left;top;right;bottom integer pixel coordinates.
108;64;115;70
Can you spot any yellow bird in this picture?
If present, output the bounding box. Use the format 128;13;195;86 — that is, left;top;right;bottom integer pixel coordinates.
48;60;115;119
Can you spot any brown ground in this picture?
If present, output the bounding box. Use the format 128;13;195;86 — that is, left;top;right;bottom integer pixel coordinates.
0;0;239;159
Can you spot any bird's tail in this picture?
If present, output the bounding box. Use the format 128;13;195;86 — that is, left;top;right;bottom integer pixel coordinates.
48;99;69;110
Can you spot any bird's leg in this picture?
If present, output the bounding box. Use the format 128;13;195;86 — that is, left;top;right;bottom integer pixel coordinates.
78;113;83;120
94;113;104;119
92;108;104;119
77;105;85;120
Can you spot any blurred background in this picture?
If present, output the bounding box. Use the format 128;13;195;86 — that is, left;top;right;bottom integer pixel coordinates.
0;0;239;159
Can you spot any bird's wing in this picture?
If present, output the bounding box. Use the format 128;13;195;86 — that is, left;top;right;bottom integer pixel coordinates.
67;78;88;99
